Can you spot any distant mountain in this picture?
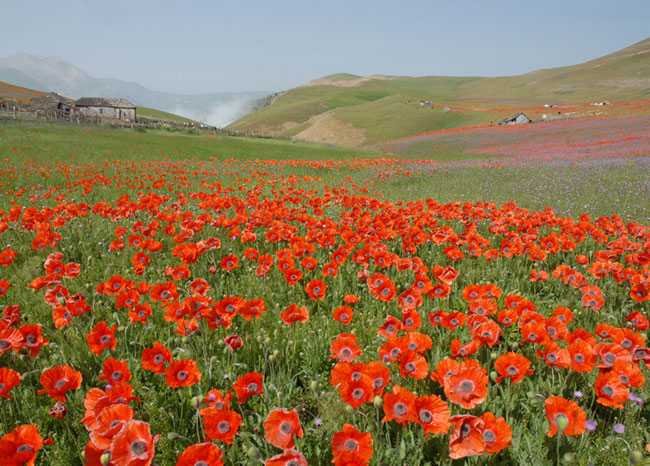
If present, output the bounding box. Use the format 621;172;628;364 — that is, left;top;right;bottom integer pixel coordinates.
0;52;270;126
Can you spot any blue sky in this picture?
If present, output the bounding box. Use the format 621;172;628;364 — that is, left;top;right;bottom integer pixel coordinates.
3;0;650;93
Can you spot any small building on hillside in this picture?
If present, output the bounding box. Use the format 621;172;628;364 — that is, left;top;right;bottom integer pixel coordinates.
30;92;72;117
74;97;136;122
498;112;532;125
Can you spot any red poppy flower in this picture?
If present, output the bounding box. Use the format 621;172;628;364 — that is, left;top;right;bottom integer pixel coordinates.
545;396;586;437
141;342;172;374
448;415;486;459
0;424;52;466
594;371;629;409
414;394;450;438
110;420;158;466
38;364;82;402
382;385;417;425
165;359;201;389
0;328;23;356
204;389;233;410
233;372;264;403
239;299;267;321
305;279;327;301
480;411;513;454
265;449;308;466
264;408;304;449
339;375;374;409
200;407;242;444
177;442;224;466
225;335;243;352
494;352;533;384
329;333;362;362
331;423;373;466
89;403;135;450
377;315;402;338
98;358;132;385
86;321;118;355
343;295;360;305
220;254;239;271
443;366;489;410
0;280;10;297
18;323;50;357
333;305;354;325
280;303;309;326
398;350;429;379
0;367;21;400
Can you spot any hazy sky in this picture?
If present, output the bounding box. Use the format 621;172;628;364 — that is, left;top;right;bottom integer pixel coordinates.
3;0;650;94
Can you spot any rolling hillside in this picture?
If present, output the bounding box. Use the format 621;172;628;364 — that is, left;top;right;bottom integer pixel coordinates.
228;37;650;146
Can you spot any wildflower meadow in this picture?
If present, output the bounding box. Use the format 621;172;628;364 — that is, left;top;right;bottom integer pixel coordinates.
1;123;650;465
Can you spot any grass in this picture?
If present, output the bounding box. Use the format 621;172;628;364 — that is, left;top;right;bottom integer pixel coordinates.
1;123;650;465
136;107;201;125
0;123;373;164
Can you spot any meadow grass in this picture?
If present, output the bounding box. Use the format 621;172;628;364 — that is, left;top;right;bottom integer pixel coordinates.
1;123;650;465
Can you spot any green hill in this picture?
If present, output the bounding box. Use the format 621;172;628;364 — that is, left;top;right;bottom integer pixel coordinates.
228;37;650;146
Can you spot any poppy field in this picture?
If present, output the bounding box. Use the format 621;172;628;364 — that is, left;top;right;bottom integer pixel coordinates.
1;124;650;465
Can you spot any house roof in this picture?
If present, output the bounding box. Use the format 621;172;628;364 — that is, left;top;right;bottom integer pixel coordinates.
499;112;529;123
75;97;136;108
31;92;69;104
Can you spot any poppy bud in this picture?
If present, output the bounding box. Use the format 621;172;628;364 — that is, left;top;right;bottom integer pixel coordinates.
490;351;498;360
510;342;519;351
117;326;125;332
373;395;383;409
268;355;276;363
57;296;66;305
246;446;261;461
489;371;498;382
167;432;180;441
182;336;189;344
264;337;271;346
344;404;355;414
527;391;536;400
630;450;644;465
256;335;262;343
562;452;575;464
112;312;119;320
217;338;225;346
100;453;111;466
191;396;202;409
272;349;280;358
288;340;294;346
210;356;218;366
309;381;319;392
556;416;569;432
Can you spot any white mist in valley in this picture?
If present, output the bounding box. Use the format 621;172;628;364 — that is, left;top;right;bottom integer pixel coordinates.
172;95;259;128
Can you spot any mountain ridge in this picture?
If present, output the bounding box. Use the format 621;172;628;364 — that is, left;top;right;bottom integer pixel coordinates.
228;36;650;146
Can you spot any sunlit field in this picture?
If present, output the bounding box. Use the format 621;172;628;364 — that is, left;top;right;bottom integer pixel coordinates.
1;123;650;465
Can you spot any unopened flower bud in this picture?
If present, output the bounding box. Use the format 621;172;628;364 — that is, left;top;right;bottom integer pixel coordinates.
373;396;383;409
191;396;202;409
489;371;498;382
246;446;261;461
344;404;355;414
630;450;644;465
100;452;111;466
556;416;569;432
309;381;319;392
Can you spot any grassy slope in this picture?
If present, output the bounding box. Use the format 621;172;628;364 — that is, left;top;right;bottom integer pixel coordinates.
0;123;373;164
228;38;650;146
0;80;45;102
136;106;200;124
